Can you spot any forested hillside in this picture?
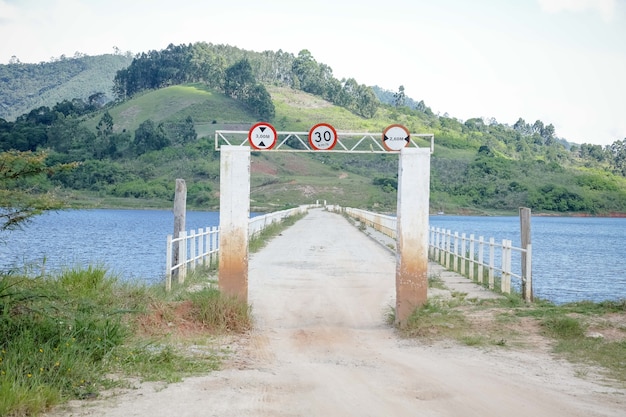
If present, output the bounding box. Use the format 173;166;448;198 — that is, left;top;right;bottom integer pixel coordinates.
0;54;133;121
1;42;625;215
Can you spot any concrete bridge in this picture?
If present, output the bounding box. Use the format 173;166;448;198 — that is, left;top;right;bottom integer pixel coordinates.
248;208;502;316
78;207;625;416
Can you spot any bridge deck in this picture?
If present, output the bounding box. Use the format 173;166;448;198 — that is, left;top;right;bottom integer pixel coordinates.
73;208;623;416
249;207;499;326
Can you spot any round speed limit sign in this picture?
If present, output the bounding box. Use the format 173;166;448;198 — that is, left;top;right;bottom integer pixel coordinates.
308;123;338;151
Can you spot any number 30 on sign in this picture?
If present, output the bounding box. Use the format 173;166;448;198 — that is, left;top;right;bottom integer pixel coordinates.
308;123;338;151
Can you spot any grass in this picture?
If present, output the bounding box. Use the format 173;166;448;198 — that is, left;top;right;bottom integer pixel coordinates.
86;84;254;136
0;208;309;415
401;298;468;339
393;285;626;385
0;263;251;416
515;299;626;382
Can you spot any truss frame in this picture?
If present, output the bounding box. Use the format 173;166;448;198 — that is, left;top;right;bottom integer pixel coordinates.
214;130;434;154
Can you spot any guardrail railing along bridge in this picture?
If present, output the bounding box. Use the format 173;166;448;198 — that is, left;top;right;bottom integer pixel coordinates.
333;206;533;301
165;204;315;291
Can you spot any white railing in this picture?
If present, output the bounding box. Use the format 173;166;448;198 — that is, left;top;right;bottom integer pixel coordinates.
429;227;532;298
166;226;220;291
335;206;532;300
165;204;317;290
341;207;397;239
249;205;313;238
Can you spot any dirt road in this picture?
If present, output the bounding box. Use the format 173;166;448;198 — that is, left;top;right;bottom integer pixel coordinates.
51;209;625;416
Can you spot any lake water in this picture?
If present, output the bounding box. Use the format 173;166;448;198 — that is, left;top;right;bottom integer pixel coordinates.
429;215;626;304
0;209;220;285
1;209;624;304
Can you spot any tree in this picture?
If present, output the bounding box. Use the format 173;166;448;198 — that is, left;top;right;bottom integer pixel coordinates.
579;143;605;162
393;85;406;108
96;111;114;138
608;138;626;176
336;78;358;108
224;58;255;99
0;150;78;231
354;85;380;118
541;123;555;144
513;117;528;134
88;92;107;108
292;50;323;95
94;112;115;159
181;116;198;144
133;120;170;155
245;84;275;120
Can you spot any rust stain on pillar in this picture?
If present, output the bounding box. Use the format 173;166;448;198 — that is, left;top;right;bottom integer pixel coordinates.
395;147;431;326
218;146;250;303
219;234;248;301
396;232;429;323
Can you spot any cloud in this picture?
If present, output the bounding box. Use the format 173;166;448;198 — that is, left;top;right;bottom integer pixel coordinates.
537;0;616;22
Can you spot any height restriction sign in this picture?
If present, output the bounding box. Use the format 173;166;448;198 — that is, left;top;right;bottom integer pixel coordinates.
248;122;277;150
382;124;410;151
308;123;338;150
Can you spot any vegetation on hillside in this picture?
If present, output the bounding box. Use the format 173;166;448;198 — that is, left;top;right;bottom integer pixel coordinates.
0;43;625;214
0;54;133;121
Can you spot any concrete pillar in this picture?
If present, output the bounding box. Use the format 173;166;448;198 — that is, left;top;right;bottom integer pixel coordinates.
396;147;431;326
218;146;251;302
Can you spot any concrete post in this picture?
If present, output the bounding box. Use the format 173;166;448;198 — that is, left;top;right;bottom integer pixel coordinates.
173;178;186;282
395;147;431;326
218;146;251;302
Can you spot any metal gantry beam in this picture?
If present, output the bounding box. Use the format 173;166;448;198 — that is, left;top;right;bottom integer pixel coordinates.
215;130;434;154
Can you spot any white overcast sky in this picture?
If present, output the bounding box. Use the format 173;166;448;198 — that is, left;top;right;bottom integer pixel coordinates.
1;0;625;146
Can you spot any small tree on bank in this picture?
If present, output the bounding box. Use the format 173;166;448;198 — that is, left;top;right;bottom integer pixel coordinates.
0;150;78;231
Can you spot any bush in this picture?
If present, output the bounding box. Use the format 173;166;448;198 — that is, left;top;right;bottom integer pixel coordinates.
187;287;252;333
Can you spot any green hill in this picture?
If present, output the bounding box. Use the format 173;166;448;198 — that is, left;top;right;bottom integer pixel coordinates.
0;54;133;120
71;84;401;211
1;44;625;215
63;82;624;215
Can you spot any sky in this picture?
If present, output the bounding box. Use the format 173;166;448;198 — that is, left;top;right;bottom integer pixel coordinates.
1;0;625;146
